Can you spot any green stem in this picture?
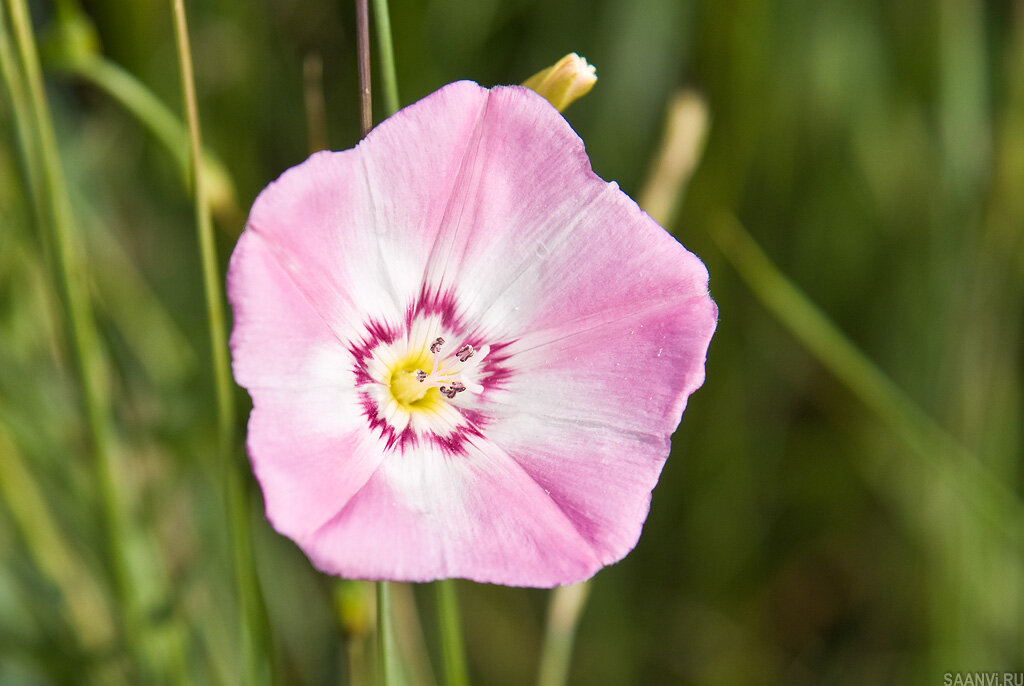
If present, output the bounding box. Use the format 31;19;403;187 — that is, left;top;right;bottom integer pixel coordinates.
355;9;403;683
302;54;328;153
227;458;268;683
708;212;1024;547
536;582;590;686
4;0;133;640
377;581;399;686
436;579;469;686
355;6;405;682
168;0;233;483
370;0;399;116
0;6;44;234
355;0;372;136
168;1;267;682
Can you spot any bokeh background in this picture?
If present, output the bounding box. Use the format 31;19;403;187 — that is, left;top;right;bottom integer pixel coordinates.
2;0;1023;684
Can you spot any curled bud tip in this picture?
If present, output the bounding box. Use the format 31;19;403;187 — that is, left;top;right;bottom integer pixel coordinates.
522;53;597;112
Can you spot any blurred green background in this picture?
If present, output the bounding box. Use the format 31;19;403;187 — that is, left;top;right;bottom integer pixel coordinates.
2;0;1023;684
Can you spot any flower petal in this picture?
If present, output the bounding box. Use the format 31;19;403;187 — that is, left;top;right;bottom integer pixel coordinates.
229;230;385;537
228;229;353;390
241;149;387;342
410;85;612;334
394;84;713;346
300;437;604;586
393;84;717;567
246;388;386;540
239;82;492;341
498;291;717;432
480;293;716;563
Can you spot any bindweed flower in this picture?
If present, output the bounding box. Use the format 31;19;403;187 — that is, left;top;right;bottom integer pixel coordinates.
228;81;717;587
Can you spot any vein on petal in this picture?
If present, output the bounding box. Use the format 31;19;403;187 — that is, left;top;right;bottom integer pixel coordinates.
491;410;668;448
246;229;367;353
465;434;605;567
456;181;615;332
357;152;416;315
506;294;703;357
419;89;493;296
299;435;389;540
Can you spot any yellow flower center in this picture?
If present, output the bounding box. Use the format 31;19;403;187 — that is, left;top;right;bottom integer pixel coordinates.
387;351;443;410
378;335;489;420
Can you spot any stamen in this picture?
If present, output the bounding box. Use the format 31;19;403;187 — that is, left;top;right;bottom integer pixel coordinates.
439;382;466;399
386;332;489;408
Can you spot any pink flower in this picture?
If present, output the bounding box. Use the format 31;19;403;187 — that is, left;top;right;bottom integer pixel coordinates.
227;81;717;587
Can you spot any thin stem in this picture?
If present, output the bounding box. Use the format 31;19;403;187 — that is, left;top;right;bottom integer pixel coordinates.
370;0;399;116
377;581;399;686
390;584;437;686
435;579;469;686
638;91;708;228
536;582;590;686
169;1;267;682
4;0;133;638
355;0;372;137
352;17;401;684
227;458;268;683
334;580;374;685
353;8;405;684
302;53;328;153
0;5;44;234
169;0;233;454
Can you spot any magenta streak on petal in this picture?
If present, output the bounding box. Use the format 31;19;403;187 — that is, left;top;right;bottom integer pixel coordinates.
346;317;398;386
358;389;490;457
347;288;510;456
357;394;414;452
474;341;515;390
405;283;466;333
428;423;487;456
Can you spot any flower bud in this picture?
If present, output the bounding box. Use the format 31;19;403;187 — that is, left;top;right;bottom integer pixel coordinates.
522;53;596;112
333;580;374;639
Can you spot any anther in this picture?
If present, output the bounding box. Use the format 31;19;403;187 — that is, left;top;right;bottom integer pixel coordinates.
439;382;467;399
455;344;475;362
430;337;445;354
415;370;427;382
